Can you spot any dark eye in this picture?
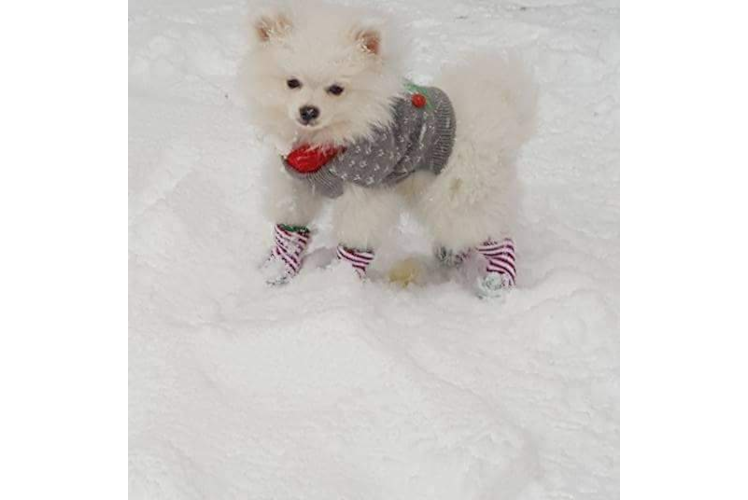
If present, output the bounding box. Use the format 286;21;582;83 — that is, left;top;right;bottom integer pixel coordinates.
287;78;302;89
327;84;344;96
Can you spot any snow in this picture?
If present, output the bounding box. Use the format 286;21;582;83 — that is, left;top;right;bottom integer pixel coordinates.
129;0;619;498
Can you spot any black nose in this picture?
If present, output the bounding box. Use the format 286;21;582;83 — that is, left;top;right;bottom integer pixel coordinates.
299;105;320;123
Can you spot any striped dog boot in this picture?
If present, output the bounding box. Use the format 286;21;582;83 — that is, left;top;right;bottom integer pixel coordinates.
262;224;312;285
336;245;375;278
474;238;517;298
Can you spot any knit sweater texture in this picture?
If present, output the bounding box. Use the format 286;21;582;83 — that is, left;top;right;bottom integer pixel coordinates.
283;85;456;199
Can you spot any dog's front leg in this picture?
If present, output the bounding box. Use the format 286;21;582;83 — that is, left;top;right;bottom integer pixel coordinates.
260;160;324;285
331;184;401;278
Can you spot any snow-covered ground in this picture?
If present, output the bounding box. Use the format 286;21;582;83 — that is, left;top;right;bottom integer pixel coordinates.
129;0;619;498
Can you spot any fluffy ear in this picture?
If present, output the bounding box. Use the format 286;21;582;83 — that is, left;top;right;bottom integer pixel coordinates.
352;25;382;56
253;11;292;43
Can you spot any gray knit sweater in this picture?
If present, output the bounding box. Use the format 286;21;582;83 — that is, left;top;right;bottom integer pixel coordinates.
283;85;456;198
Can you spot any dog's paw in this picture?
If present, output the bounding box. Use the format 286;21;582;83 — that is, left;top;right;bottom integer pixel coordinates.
434;246;469;268
475;272;514;299
259;254;294;286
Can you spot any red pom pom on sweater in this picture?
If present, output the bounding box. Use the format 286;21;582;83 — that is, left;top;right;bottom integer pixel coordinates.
411;93;427;108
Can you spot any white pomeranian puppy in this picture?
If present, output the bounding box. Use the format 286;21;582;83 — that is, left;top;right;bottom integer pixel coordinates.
239;1;537;297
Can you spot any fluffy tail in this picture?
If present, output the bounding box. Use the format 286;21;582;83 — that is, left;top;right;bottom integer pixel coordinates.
436;52;538;157
495;53;538;152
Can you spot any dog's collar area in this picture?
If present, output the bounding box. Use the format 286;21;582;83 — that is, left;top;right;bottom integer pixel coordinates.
404;80;431;109
284;144;345;173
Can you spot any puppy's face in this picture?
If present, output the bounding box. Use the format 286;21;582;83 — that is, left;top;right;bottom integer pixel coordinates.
269;50;371;132
241;7;402;147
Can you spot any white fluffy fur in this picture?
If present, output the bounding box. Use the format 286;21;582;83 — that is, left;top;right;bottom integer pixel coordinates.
240;1;537;254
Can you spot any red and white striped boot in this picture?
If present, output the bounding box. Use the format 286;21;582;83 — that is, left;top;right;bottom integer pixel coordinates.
336;245;375;278
261;224;312;285
474;238;517;298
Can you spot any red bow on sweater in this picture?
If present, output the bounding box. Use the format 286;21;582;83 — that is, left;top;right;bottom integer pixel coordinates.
285;145;344;173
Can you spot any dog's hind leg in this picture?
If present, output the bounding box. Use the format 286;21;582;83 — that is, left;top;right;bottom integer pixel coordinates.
411;144;521;297
418;53;535;296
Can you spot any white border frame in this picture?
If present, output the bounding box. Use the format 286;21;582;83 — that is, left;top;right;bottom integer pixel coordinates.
623;1;748;498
